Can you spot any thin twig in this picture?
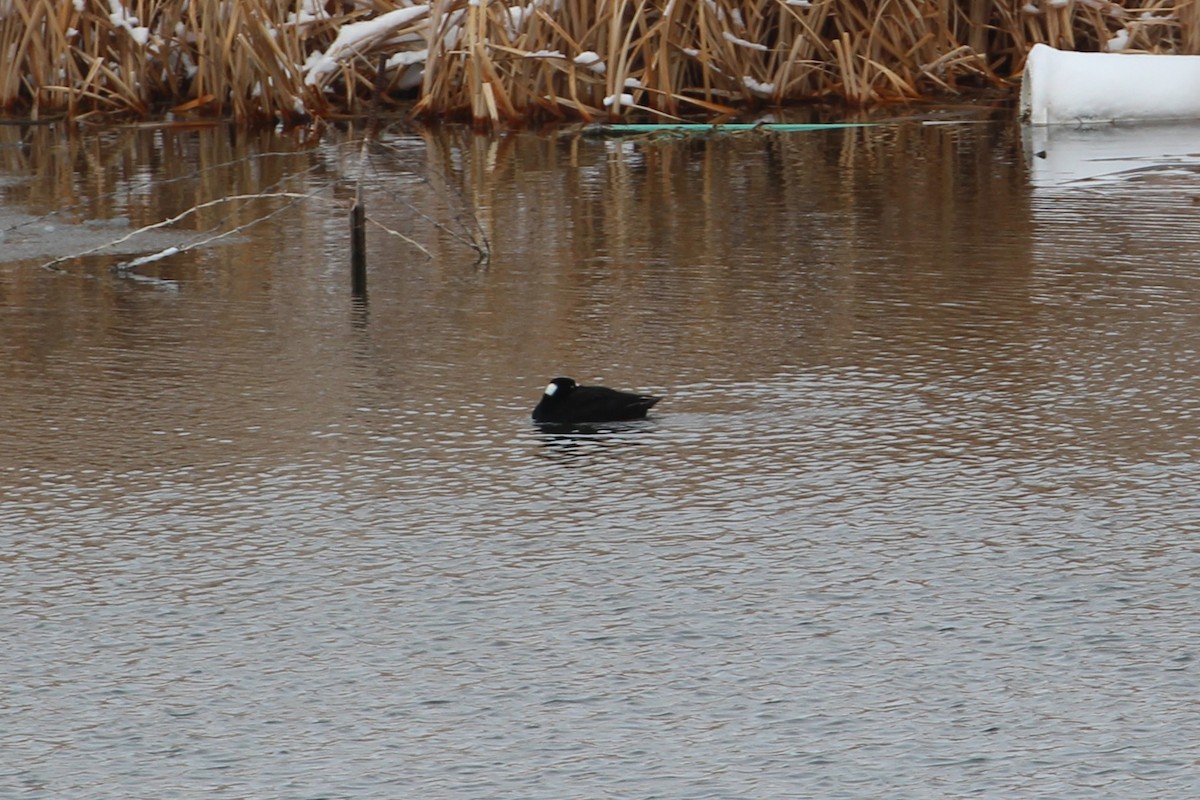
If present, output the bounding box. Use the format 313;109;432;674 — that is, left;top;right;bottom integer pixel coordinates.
113;188;324;275
369;137;492;263
38;191;335;272
365;215;434;259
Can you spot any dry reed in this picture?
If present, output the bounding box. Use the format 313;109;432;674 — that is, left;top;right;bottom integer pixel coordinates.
0;0;1196;126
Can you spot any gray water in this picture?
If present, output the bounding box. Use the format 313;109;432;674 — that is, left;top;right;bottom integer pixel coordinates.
2;117;1199;798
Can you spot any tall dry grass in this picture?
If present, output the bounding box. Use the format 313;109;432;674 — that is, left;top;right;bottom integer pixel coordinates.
1;0;1197;125
0;0;344;122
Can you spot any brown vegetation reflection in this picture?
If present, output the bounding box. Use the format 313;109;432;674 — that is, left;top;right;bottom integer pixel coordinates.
411;121;1033;376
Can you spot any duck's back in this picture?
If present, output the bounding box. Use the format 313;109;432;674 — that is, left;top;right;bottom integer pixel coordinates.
532;382;660;423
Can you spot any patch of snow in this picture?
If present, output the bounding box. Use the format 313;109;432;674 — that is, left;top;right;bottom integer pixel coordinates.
107;0;150;46
287;1;330;27
575;51;606;74
507;6;528;31
385;48;427;91
304;7;430;86
603;93;636;107
438;11;465;49
723;32;768;52
1106;29;1130;51
742;76;775;98
123;247;180;268
387;49;429;68
395;67;424;91
525;50;566;59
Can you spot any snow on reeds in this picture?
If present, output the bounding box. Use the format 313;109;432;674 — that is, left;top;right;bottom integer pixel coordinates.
0;0;1194;125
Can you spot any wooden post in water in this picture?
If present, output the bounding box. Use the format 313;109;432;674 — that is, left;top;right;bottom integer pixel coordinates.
350;54;388;300
351;195;367;297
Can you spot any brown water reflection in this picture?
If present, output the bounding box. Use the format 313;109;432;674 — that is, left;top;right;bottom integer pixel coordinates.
3;119;1199;799
0;119;1050;478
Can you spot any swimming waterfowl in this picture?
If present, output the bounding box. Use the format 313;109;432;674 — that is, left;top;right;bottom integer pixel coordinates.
532;377;661;424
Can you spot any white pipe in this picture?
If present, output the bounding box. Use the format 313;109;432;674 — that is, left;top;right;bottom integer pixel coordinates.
1020;43;1200;126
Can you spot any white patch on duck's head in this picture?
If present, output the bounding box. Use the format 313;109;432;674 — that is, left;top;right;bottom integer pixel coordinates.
543;377;577;398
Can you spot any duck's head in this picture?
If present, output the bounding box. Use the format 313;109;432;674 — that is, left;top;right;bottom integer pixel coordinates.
542;377;577;398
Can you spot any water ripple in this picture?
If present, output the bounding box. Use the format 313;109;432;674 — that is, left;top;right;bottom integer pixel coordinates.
4;123;1200;799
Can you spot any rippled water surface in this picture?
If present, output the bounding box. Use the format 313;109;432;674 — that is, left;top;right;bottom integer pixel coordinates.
2;117;1199;798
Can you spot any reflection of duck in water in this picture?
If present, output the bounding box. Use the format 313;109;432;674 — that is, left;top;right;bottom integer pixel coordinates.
532;377;661;424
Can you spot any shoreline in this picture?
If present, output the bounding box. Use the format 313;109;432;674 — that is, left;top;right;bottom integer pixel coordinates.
0;1;1189;127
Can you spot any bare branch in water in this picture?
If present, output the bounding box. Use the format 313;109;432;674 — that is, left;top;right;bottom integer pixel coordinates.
38;191;335;273
111;189;326;276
